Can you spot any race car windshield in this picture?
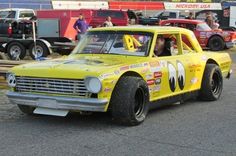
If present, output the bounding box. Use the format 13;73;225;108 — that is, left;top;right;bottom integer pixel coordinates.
72;31;153;56
196;23;211;31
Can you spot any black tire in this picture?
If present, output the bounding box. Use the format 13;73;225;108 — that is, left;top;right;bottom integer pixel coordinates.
17;105;35;115
199;64;223;101
208;36;225;51
29;42;49;60
110;76;149;126
7;42;26;60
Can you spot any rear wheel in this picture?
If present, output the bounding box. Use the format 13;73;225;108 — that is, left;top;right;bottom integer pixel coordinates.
29;42;49;60
17;105;35;115
110;76;149;126
7;42;26;60
208;36;225;51
199;64;223;101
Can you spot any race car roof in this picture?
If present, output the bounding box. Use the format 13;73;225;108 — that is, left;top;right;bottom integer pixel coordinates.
90;25;193;34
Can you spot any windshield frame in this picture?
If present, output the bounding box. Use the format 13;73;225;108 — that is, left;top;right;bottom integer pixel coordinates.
71;30;154;57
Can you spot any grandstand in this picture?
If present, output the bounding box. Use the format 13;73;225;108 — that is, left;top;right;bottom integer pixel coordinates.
0;0;52;10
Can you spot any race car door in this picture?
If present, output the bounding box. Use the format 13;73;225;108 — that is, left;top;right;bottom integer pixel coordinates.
149;32;205;101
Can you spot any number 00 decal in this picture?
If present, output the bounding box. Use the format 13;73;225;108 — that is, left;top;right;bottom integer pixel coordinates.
168;63;177;92
177;61;185;90
168;61;186;92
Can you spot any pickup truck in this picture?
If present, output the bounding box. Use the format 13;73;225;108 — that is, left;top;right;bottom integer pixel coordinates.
139;10;186;25
0;8;35;22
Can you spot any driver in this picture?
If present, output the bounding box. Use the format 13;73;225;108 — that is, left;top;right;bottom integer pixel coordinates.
154;35;165;57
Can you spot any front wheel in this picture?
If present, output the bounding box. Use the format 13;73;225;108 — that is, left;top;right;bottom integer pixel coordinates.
110;76;149;126
199;64;223;101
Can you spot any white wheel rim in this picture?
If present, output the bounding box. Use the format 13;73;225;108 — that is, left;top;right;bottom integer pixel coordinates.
32;45;44;58
10;45;21;59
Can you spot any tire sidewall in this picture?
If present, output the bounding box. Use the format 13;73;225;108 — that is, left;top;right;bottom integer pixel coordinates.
7;42;26;60
111;76;149;125
209;66;223;99
208;36;224;51
128;80;149;123
200;64;223;101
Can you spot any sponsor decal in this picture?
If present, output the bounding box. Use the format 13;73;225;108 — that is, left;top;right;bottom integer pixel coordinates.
114;70;120;75
141;68;149;74
146;74;153;80
130;63;143;69
143;62;149;66
149;61;160;67
150;66;161;72
155;78;161;85
120;66;129;71
160;60;167;68
100;73;114;79
154;71;162;78
152;85;161;92
201;55;208;61
188;63;202;72
147;79;155;85
104;88;112;92
190;78;198;84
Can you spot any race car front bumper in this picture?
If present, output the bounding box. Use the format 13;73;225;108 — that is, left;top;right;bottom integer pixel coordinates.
225;41;236;48
226;69;233;79
7;91;108;112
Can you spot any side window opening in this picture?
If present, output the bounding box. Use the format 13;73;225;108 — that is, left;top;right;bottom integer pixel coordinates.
181;34;197;53
153;34;179;57
19;11;34;18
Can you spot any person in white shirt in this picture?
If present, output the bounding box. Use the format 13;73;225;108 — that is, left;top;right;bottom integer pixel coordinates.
103;16;113;27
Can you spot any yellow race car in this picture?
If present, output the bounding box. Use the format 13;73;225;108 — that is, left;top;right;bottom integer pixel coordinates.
6;26;232;125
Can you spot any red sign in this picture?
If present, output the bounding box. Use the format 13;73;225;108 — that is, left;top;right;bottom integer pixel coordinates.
154;72;162;78
147;79;155;85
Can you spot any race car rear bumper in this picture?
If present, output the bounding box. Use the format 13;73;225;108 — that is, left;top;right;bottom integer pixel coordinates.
7;91;108;112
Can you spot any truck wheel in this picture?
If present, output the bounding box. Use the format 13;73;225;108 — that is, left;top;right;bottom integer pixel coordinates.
29;42;49;60
208;36;225;51
110;76;149;126
199;64;223;101
17;105;35;115
7;42;26;60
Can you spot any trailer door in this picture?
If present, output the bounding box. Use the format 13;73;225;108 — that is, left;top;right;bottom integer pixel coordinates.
37;19;59;38
230;6;236;28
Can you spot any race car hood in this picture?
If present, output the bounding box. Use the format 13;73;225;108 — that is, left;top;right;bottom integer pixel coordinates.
10;54;146;79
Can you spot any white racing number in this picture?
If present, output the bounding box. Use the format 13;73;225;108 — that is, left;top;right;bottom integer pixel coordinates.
168;62;177;92
177;61;185;90
167;61;186;92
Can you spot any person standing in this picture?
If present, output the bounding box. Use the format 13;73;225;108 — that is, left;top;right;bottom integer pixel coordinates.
103;16;113;27
73;14;88;41
185;12;194;20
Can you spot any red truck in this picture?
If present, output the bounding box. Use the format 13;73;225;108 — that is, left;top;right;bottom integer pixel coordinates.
160;19;236;51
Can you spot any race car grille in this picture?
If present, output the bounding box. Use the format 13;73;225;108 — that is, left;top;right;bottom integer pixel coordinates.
15;77;88;97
